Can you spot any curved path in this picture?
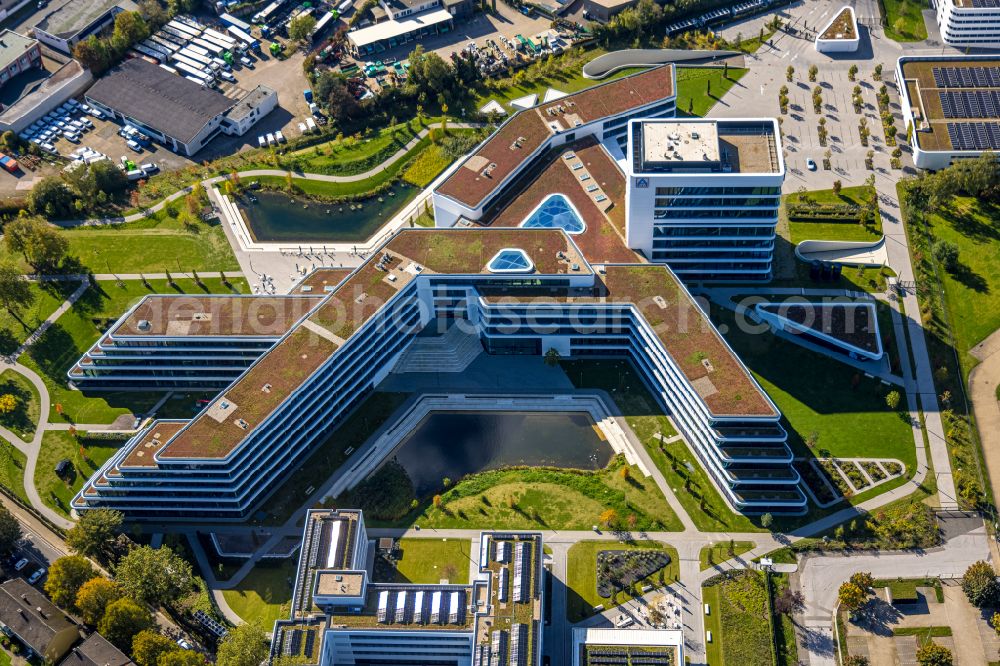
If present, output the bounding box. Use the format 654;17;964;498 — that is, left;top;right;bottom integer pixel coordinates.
969;329;1000;518
581;48;741;79
53;123;480;230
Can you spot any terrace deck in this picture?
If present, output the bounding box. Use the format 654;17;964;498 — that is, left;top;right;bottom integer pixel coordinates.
294;268;354;294
115;295;323;337
486;138;640;264
483;265;775;417
119;421;186;468
155;229;588;460
901;58;1000;151
437;66;674;209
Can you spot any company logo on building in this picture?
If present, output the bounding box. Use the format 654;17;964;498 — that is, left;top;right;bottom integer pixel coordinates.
635;177;649;188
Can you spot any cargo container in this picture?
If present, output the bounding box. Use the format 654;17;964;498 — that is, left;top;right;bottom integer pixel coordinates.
191;38;224;56
226;25;259;50
203;28;236;48
167;20;200;40
303;89;313;103
0;154;18;173
219;12;251;32
311;11;336;41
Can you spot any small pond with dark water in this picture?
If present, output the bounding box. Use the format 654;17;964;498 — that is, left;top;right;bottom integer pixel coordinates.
238;183;418;243
391;411;613;496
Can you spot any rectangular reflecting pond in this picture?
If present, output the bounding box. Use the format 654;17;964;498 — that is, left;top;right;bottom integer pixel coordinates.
391;411;613;496
238;184;418;243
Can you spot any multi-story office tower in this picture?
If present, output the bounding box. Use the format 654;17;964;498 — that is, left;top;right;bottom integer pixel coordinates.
624;118;784;281
270;509;544;666
73;227;804;520
933;0;1000;48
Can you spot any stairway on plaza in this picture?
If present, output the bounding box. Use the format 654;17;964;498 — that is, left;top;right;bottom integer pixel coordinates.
391;322;483;374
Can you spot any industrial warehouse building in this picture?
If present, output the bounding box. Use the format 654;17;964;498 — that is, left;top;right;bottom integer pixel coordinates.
32;0;136;55
84;59;276;156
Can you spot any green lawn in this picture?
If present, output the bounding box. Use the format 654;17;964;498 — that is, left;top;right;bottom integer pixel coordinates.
566;540;679;622
700;541;755;571
472;62;643;110
0;369;40;440
24;277;247;425
923;196;1000;367
561;359;762;532
882;0;928;42
703;571;774;666
382;538;472;584
283;118;425;176
1;214;240;276
221;558;295;627
0;282;74;355
377;457;683;532
35;430;123;517
676;67;748;117
402;144;454;187
0;437;28;504
786;185;883;244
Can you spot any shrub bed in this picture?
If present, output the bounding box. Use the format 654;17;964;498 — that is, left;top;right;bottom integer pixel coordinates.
794;461;838;504
596;549;672;598
817;459;852;497
884;461;904;476
837;460;871;490
862;461;887;481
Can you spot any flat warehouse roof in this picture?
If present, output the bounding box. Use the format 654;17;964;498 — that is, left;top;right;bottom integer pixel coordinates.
35;0;131;38
86;58;234;144
0;31;36;72
347;8;453;48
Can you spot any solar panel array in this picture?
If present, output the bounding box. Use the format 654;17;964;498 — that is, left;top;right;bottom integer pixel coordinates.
968;0;1000;6
947;122;1000;150
940;90;1000;118
193;610;228;638
933;66;1000;88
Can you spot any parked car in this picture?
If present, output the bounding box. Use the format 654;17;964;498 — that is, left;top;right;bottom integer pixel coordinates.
257;135;266;148
126;139;142;153
219;71;235;82
274;130;285;143
140;162;158;174
265;132;275;146
13;558;28;571
240;56;254;68
806;157;817;171
176;639;193;650
28;568;46;584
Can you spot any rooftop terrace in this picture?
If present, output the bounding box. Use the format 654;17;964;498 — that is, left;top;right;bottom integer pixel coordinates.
437;66;674;210
115;295;323;337
632;119;779;174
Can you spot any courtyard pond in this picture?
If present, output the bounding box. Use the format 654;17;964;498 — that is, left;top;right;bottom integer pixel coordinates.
238;183;418;243
392;411;612;496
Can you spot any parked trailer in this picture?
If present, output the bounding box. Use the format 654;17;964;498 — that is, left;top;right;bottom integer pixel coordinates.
219;12;251;33
167;20;200;39
202;28;236;48
173;53;212;74
191;38;224;56
201;33;234;52
184;42;211;57
133;43;167;62
159;64;179;75
226;26;259;50
162;25;191;42
179;48;214;67
173;60;212;83
140;39;169;57
252;0;286;24
311;11;335;41
338;0;352;12
149;35;181;52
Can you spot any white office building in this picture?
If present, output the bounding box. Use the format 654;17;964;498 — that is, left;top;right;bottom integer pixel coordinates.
933;0;1000;48
625;118;784;281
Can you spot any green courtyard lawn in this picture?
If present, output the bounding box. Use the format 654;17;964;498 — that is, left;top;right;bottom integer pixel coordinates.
0;437;28;505
676;67;748;117
699;541;755;571
377;456;683;532
282;118;425;176
785;185;883;244
560;359;763;533
566;540;679;623
35;430;123;517
0;370;40;441
922;196;1000;369
221;558;295;627
711;305;916;490
472;56;642;110
24;277;247;425
703;571;774;666
259;391;411;525
882;0;929;42
380;538;472;585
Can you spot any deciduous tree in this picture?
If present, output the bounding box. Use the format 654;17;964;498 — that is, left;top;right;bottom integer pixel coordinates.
76;577;122;625
216;622;269;666
3;216;69;270
916;643;953;666
0;394;17;414
837;581;867;613
66;508;123;557
98;597;154;650
115;545;193;606
288;14;317;42
0;505;21;556
159;650;205;666
132;630;177;666
962;560;999;608
44;555;98;610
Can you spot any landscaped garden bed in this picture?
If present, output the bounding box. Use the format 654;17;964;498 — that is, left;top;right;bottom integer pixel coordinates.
820;7;857;40
794;460;839;505
836;459;871;490
815;459;853;498
597;549;672;598
862;460;887;482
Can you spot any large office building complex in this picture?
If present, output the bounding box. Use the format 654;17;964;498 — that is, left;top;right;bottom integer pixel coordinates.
932;0;1000;48
72;226;803;521
270;509;543;666
896;55;1000;170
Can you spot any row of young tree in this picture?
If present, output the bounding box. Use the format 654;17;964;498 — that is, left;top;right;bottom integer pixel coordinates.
49;509;270;666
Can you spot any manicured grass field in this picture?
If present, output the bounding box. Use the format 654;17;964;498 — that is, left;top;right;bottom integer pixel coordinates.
565;540;679;623
711;305;915;478
24;277;247;425
384;539;472;585
699;541;755;571
396;458;683;532
922;196;1000;367
560;359;763;532
221;558;295;627
0;437;28;504
786;185;883;244
0;282;74;355
703;571;774;666
472;62;643;110
284;118;425;176
882;0;929;42
0;370;40;441
676;67;748;117
35;430;122;517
